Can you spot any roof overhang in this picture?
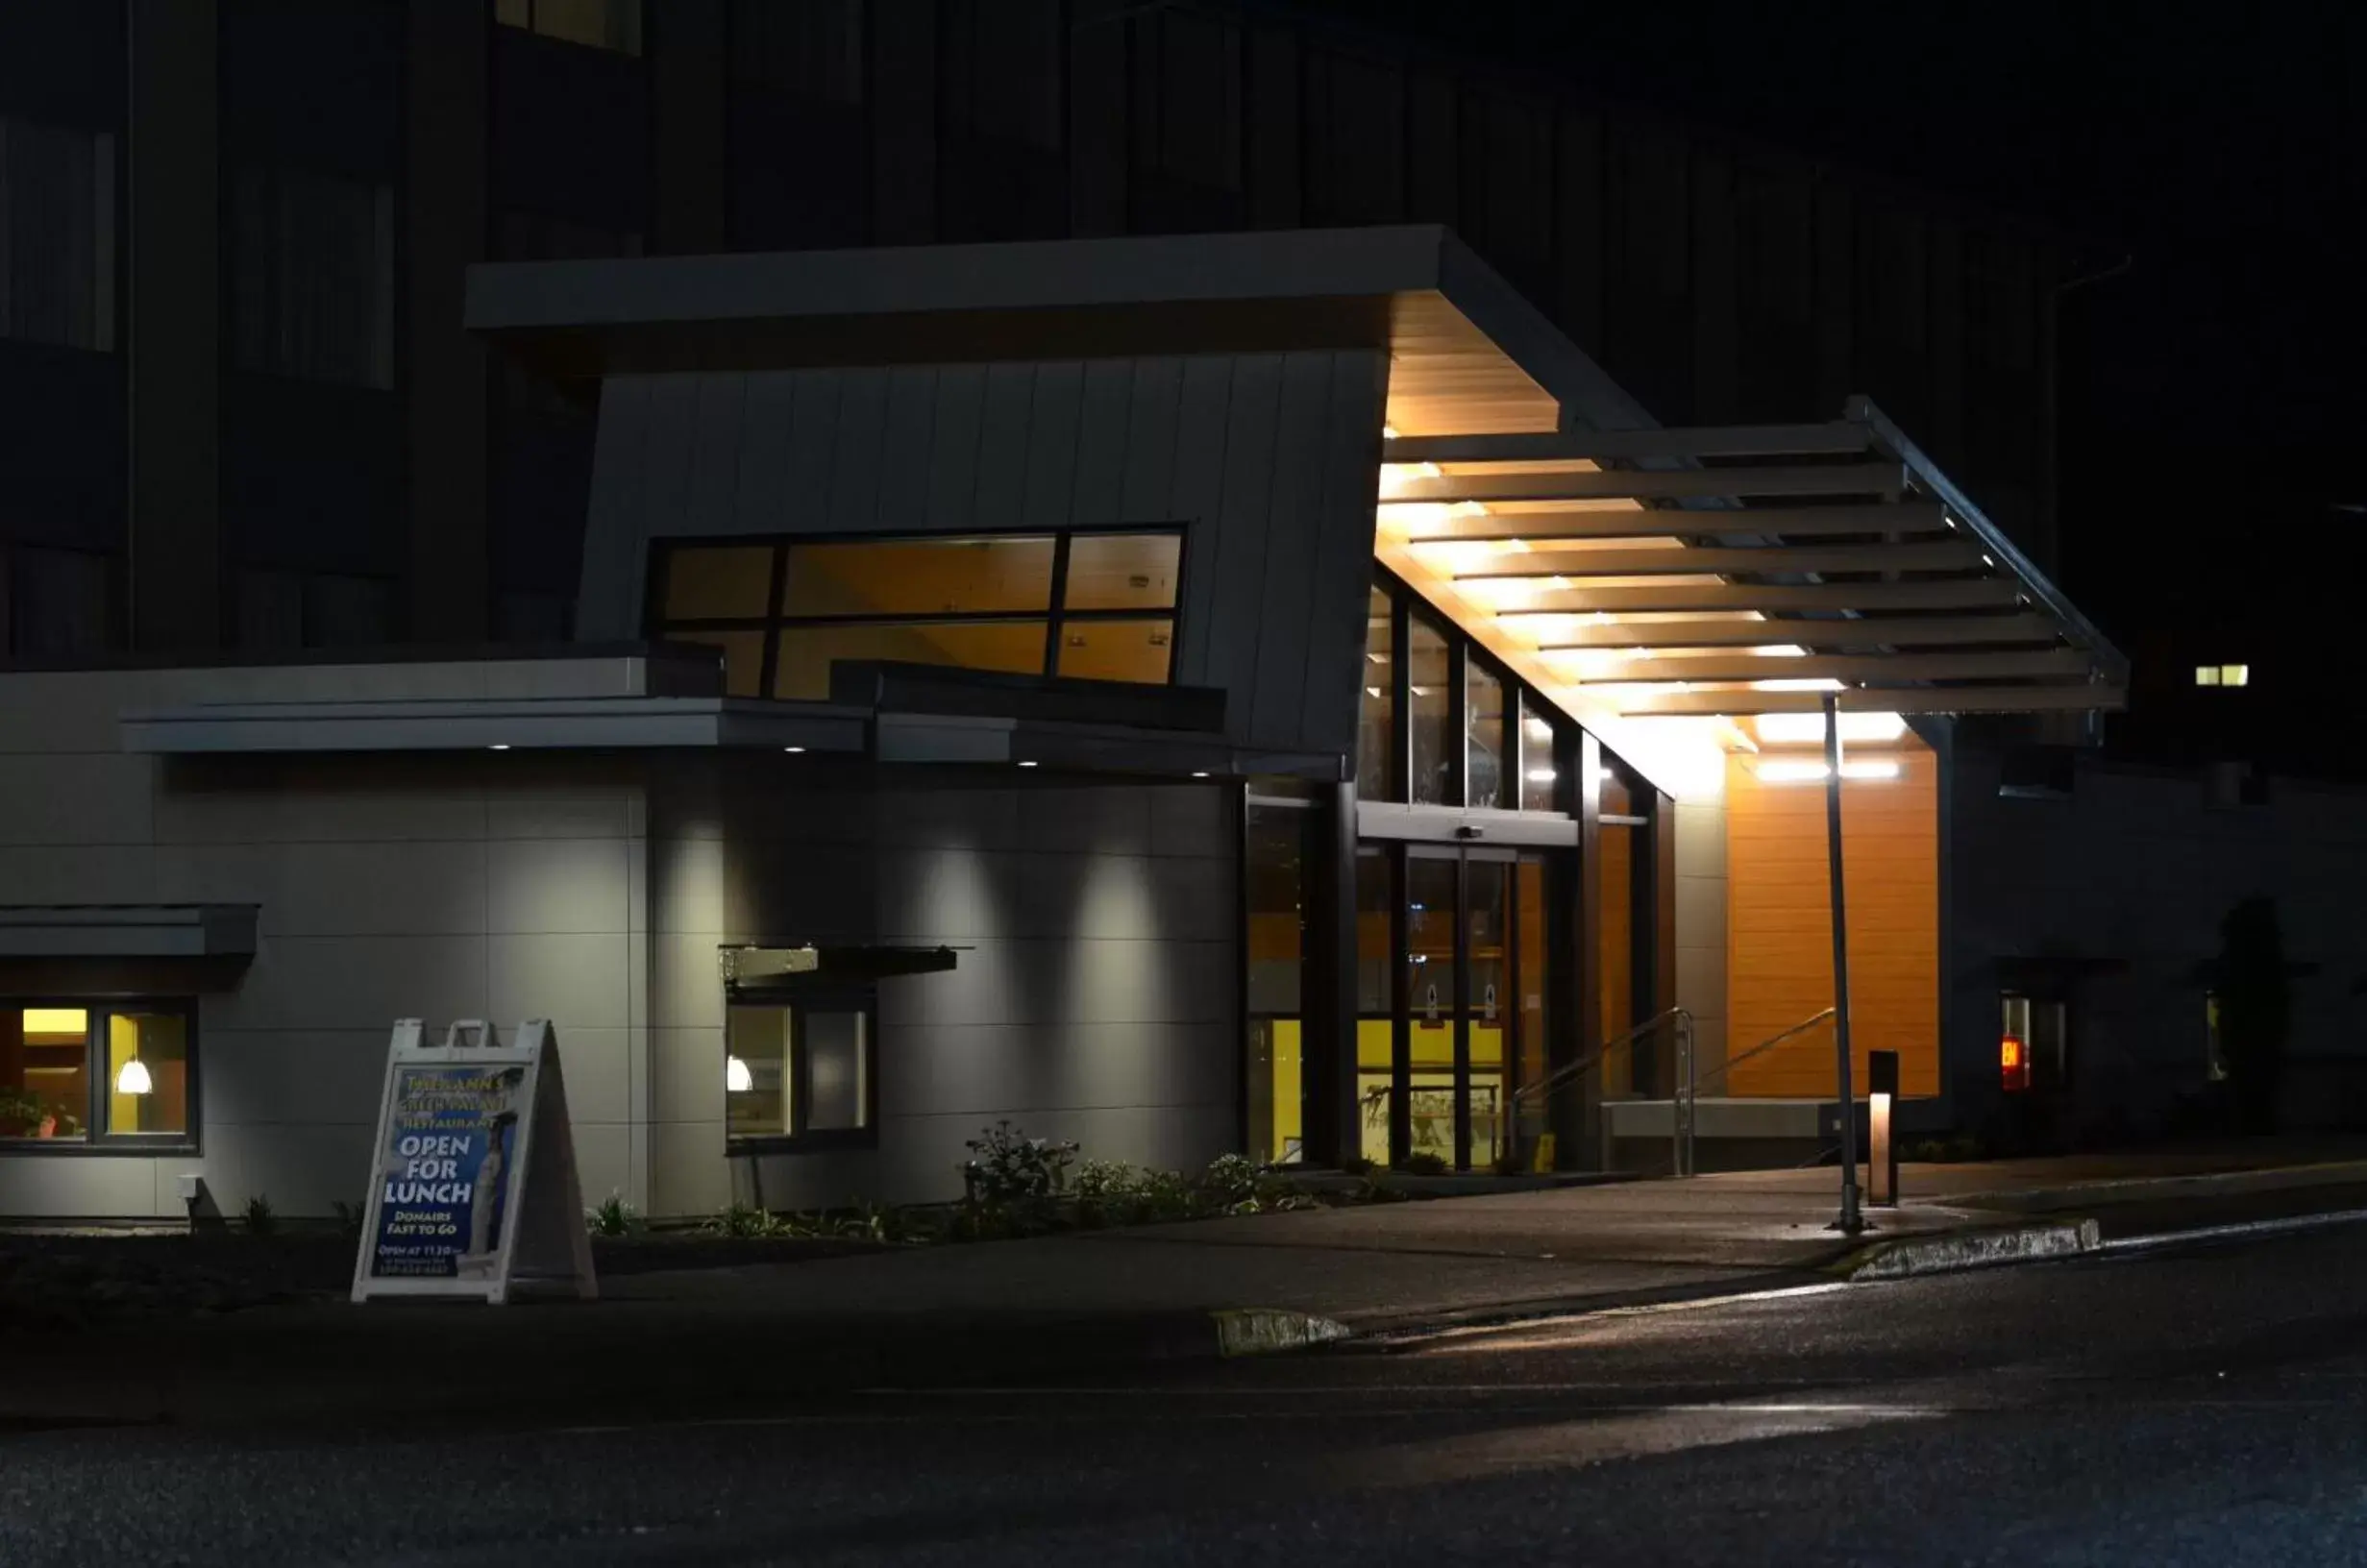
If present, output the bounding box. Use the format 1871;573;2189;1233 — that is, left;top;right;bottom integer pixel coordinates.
0;905;258;959
467;225;1636;439
1376;398;2127;773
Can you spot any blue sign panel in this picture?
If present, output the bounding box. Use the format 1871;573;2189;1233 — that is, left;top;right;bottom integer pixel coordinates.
368;1064;528;1280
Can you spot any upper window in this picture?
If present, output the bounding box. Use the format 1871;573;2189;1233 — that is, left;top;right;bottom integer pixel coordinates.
0;1003;194;1149
231;166;394;389
2195;663;2250;689
652;531;1184;699
0;115;116;353
496;0;642;55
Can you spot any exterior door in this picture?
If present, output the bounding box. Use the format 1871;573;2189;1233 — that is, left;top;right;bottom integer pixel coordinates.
1375;845;1555;1172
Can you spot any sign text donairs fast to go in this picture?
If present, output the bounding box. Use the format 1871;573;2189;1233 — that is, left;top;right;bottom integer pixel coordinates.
352;1019;596;1305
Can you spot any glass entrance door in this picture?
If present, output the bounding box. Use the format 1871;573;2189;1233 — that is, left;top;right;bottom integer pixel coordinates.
1364;845;1555;1171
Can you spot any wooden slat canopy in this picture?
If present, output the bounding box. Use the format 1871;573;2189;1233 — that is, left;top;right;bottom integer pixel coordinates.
1377;398;2127;720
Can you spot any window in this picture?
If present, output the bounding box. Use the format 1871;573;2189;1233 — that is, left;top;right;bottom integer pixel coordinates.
496;0;642;54
1466;655;1509;810
2195;663;2249;688
0;1003;194;1148
0;115;115;352
231;166;394;389
1407;613;1450;805
1518;696;1562;813
1356;585;1395;801
725;992;875;1149
651;530;1183;699
5;546;113;659
1246;796;1313;1164
731;0;863;100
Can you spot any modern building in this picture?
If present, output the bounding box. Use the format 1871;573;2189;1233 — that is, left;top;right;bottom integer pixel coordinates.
0;223;2134;1220
5;4;2321;1224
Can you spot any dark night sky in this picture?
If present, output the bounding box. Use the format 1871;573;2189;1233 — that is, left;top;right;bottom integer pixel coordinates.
1298;0;2367;713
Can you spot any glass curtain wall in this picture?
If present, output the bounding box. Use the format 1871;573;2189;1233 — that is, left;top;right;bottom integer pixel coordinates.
1245;794;1313;1163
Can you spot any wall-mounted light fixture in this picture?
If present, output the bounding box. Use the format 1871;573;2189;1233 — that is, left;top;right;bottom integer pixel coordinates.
1755;758;1903;785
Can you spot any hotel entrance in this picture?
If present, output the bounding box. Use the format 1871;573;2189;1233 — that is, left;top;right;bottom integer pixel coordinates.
1358;844;1559;1171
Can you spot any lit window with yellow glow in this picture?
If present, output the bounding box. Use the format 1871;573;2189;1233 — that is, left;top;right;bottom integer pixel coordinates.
2195;664;2250;688
0;1003;192;1145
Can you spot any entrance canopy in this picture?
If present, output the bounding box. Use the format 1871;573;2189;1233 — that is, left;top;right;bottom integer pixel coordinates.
1377;399;2126;728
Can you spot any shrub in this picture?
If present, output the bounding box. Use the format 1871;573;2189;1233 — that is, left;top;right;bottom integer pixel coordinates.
1073;1159;1152;1227
1197;1152;1260;1210
331;1199;366;1235
963;1121;1078;1206
586;1191;643;1237
243;1194;277;1237
1398;1151;1449;1176
706;1201;783;1238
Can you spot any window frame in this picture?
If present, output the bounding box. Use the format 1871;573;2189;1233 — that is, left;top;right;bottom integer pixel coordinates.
648;526;1190;698
723;985;879;1155
0;996;200;1156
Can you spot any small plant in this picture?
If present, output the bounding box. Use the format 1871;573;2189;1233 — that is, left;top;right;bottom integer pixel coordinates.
963;1121;1078;1207
331;1199;365;1235
1197;1152;1260;1210
0;1086;60;1139
835;1197;916;1244
1397;1151;1449;1176
705;1200;783;1238
1073;1159;1152;1226
1338;1155;1373;1178
586;1191;643;1237
243;1193;278;1237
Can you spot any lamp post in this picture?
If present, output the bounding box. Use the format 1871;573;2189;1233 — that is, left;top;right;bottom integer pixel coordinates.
1822;693;1863;1236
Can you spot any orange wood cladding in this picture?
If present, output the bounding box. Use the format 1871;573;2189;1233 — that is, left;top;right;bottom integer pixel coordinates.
1724;745;1938;1097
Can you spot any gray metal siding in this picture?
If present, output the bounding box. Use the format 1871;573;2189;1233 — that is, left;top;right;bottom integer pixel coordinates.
578;351;1388;760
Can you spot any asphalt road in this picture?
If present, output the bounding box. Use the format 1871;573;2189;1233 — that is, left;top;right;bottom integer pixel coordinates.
12;1226;2367;1566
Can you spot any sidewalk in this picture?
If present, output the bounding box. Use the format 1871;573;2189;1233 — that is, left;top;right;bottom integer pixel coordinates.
10;1144;2367;1433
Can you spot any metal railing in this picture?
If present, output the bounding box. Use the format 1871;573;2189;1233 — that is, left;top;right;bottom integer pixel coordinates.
1510;1006;1694;1176
1677;1006;1838;1177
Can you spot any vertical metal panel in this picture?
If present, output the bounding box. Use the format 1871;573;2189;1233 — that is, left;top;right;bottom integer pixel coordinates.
1297;348;1388;753
638;374;703;559
875;366;941;530
1244;353;1337;746
783;369;844;519
869;0;936;243
925;363;989;529
1245;26;1301;229
1690;148;1738;424
1813;182;1856;412
1165;356;1236;680
1068;359;1136;523
826;366;890;530
683;372;747;535
1406;70;1458;225
1117;357;1185;523
1192;354;1282;699
575;373;653;638
1018;360;1086;527
972;362;1039;535
733;370;800;536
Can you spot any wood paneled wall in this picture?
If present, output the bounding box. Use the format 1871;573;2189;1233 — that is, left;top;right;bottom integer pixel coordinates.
1724;742;1938;1096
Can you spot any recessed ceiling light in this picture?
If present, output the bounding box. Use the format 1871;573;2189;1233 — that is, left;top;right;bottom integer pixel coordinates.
1017;760;1039;769
487;744;510;751
1191;771;1210;778
782;746;805;754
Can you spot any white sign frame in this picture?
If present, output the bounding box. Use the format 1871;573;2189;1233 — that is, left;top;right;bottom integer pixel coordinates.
351;1017;597;1306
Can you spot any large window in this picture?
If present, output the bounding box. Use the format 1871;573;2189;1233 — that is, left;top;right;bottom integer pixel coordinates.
0;115;115;353
496;0;642;54
726;992;875;1151
1358;568;1571;814
0;1003;193;1149
652;531;1184;699
1246;794;1313;1164
231;166;394;389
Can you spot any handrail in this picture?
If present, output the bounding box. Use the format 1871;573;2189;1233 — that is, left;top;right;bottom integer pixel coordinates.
1692;1007;1837;1094
1513;1006;1694;1178
1510;1006;1691;1110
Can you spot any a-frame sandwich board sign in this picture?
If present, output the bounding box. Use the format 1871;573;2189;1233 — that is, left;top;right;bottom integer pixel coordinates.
352;1017;597;1305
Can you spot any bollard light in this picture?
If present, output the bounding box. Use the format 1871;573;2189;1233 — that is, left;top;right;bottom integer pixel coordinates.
1867;1049;1900;1207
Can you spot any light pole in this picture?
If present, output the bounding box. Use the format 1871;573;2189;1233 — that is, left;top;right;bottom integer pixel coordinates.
1822;693;1863;1236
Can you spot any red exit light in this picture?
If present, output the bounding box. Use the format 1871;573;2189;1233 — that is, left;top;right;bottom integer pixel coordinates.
2001;1034;2031;1092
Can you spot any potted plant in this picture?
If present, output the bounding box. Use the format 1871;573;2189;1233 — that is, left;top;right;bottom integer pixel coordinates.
0;1085;57;1139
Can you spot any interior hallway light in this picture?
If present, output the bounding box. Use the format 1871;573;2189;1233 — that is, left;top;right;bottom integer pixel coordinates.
1526;768;1557;783
726;1056;753;1093
1017;760;1039;769
1754;711;1908;746
487;744;511;751
782;746;805;754
115;1057;153;1096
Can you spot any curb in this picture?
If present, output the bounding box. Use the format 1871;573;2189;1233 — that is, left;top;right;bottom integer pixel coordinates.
1210;1308;1354;1357
1957;1159;2367;1215
1839;1218;2102;1281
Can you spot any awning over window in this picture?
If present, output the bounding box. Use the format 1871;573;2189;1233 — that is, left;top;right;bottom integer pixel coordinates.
0;906;258;959
1378;398;2125;723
